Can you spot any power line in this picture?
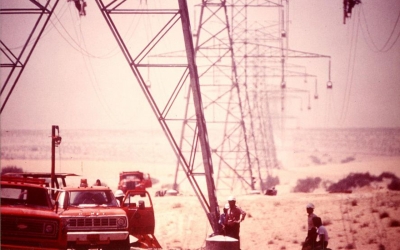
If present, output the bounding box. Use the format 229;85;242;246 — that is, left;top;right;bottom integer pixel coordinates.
49;2;121;59
359;5;400;53
339;8;361;126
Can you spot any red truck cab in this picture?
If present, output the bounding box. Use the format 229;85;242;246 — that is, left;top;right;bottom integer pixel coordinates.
0;176;67;249
55;179;130;249
118;171;152;193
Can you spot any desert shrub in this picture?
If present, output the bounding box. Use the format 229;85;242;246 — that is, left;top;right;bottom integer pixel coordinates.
388;219;400;227
345;243;355;249
293;177;321;193
1;165;23;175
378;172;398;180
378;244;386;250
341;156;355;163
327;172;380;192
326;171;400;193
387;178;400;191
379;211;389;219
351;199;358;206
262;174;280;189
309;155;323;165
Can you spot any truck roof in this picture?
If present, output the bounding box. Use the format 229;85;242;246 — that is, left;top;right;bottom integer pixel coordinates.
1;175;48;187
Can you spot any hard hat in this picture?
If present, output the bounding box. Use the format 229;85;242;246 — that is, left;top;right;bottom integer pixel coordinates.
224;203;230;209
306;203;315;209
228;195;236;201
114;190;125;198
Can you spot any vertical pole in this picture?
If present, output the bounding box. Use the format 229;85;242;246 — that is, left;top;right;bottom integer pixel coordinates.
50;125;61;195
51;125;59;191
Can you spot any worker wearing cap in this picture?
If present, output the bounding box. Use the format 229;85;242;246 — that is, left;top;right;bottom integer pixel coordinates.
303;203;318;249
218;203;230;235
225;196;246;244
307;203;317;230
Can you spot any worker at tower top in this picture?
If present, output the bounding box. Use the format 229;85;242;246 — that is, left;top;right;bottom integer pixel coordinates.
68;0;87;16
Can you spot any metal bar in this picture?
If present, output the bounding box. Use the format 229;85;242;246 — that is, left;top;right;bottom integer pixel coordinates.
1;0;60;113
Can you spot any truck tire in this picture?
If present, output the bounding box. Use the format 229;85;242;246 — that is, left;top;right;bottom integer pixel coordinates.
102;238;130;250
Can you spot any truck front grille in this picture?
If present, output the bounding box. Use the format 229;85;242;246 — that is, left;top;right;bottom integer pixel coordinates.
66;216;126;230
1;216;59;239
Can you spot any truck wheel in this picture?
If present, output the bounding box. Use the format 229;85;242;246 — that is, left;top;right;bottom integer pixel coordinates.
102;238;130;250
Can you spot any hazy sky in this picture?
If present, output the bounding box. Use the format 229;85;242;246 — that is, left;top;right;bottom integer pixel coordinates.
1;0;399;131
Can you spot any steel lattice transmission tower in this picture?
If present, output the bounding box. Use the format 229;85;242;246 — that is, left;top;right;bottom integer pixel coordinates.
172;0;260;196
228;0;332;191
95;0;220;232
173;0;332;195
0;0;60;113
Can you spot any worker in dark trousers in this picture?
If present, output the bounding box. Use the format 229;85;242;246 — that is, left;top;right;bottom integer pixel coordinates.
224;196;246;247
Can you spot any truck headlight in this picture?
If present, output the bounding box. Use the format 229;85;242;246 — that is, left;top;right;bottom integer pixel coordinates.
116;217;126;227
45;224;54;233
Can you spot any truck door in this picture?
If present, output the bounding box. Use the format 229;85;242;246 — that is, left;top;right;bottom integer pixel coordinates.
122;190;155;235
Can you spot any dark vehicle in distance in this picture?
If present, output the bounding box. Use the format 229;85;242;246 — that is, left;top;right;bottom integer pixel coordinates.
118;171;152;194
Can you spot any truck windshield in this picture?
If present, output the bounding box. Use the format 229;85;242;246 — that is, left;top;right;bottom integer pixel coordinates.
1;186;51;209
69;190;118;206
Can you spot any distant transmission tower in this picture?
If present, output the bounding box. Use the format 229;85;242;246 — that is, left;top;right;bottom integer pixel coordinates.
175;0;259;195
173;0;332;195
95;0;220;232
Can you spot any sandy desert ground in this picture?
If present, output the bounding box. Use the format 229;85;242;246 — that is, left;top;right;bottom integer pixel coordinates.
2;154;400;250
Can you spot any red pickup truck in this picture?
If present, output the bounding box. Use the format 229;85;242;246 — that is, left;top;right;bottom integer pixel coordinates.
55;179;130;249
1;176;68;249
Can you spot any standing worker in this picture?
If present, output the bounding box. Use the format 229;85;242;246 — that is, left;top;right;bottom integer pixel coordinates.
114;190;125;207
303;203;318;250
312;216;329;250
218;203;230;235
224;196;246;246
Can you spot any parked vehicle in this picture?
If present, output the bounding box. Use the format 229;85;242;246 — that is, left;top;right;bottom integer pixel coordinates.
55;179;130;250
0;176;67;249
118;171;152;193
